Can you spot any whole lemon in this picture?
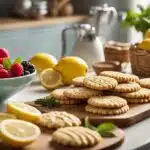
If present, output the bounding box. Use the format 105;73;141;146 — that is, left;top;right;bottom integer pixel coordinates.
54;56;88;84
29;53;57;73
138;39;150;51
144;29;150;39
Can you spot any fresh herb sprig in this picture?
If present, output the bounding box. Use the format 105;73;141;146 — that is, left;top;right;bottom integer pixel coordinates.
35;96;60;108
121;4;150;34
84;116;116;137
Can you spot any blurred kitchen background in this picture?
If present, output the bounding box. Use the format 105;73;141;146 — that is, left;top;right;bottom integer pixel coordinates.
0;0;149;60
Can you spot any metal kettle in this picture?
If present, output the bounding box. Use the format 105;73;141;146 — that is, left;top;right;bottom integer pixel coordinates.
88;3;118;37
61;24;105;70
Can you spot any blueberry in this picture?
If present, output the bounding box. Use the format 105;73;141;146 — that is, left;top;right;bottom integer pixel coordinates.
24;71;30;75
28;64;34;70
29;68;35;73
21;61;30;70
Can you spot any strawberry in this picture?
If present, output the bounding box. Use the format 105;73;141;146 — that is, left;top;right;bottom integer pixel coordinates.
0;64;4;70
0;48;9;58
11;63;24;77
0;69;9;78
0;57;8;64
8;71;14;78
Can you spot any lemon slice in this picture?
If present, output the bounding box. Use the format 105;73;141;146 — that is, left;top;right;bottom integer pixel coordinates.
0;119;41;147
7;102;41;122
40;68;62;90
0;113;16;123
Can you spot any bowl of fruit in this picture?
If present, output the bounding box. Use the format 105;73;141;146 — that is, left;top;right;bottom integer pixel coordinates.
0;48;36;101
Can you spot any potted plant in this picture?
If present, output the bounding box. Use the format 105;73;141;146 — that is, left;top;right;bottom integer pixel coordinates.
121;4;150;37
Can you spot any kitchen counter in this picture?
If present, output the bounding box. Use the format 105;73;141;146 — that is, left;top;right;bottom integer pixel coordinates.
2;80;150;150
0;16;87;31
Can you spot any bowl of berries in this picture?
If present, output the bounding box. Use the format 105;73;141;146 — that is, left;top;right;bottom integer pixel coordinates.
0;48;36;101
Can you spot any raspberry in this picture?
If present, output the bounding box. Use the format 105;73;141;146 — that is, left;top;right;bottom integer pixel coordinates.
0;69;9;78
11;63;24;77
0;48;9;58
0;64;4;70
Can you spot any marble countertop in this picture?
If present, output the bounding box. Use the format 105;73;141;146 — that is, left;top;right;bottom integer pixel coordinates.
4;80;150;150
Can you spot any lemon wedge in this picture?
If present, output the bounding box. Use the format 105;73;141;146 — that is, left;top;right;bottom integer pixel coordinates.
0;119;41;148
0;113;16;123
40;68;62;90
7;102;41;122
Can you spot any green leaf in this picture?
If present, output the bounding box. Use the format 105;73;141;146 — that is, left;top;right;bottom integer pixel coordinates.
13;57;22;64
84;116;97;131
137;4;144;12
96;122;116;133
99;131;116;138
2;58;12;70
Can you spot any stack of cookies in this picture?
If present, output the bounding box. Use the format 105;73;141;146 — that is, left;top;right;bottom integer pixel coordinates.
51;87;100;105
51;71;150;116
100;71;150;104
85;96;129;115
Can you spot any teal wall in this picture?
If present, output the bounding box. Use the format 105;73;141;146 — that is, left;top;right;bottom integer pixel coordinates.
0;23;76;60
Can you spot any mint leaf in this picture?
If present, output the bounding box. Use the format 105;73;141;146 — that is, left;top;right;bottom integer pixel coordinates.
84;116;97;131
96;122;116;133
13;57;22;64
99;131;116;138
2;58;12;70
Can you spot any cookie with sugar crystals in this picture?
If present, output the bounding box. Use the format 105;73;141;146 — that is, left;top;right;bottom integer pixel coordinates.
51;89;68;101
100;71;139;83
63;87;100;99
88;96;127;108
85;104;129;115
59;99;84;105
52;126;102;147
72;76;85;87
83;75;118;90
126;98;150;104
139;78;150;89
51;88;84;104
36;111;81;129
114;82;141;93
120;88;150;98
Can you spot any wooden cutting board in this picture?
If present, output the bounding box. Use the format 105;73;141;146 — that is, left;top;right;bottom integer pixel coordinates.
28;102;150;127
0;127;124;150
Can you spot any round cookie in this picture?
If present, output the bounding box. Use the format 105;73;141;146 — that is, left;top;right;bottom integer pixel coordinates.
52;126;102;147
36;111;81;129
139;78;150;88
100;71;139;83
88;96;127;108
51;89;84;104
114;82;141;93
60;99;84;105
63;87;100;99
127;98;150;104
72;76;85;87
85;105;129;115
120;88;150;98
83;76;118;90
51;89;68;101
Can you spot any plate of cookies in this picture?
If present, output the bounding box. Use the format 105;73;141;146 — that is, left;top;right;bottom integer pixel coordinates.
29;71;150;127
